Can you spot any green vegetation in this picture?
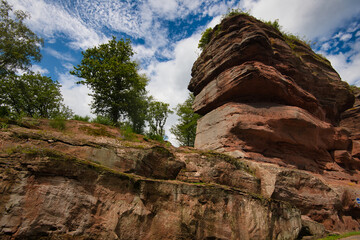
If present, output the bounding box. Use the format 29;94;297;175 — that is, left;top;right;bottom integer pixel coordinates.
91;115;114;126
49;117;66;131
198;8;251;50
119;124;137;141
0;0;72;121
72;115;90;122
223;8;251;18
170;93;200;147
263;19;311;48
0;121;7;129
0;73;73;119
70;37;148;132
198;27;213;50
1;1;174;137
0;0;43;76
79;125;113;138
146;99;173;141
317;231;360;240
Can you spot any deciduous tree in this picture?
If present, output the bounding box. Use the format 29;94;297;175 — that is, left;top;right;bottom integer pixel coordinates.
70;36;147;130
0;73;72;118
147;99;173;139
170;93;200;146
0;0;43;76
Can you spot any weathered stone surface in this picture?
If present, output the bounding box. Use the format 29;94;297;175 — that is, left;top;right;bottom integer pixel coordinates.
299;216;328;239
0;149;300;240
195;102;354;174
189;14;359;234
189;14;354;123
175;151;261;194
245;160;360;233
0;120;301;240
341;89;360;169
192;62;325;120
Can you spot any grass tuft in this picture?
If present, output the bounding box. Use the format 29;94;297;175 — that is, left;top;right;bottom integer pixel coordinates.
49;117;66;130
316;231;360;240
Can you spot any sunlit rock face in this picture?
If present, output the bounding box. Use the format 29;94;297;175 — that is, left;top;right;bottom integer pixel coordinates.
189;14;360;233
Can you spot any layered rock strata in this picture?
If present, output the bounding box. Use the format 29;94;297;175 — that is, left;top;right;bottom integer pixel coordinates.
189;14;360;233
0;120;301;240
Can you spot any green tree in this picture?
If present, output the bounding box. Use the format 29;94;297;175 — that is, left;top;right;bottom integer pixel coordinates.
0;73;72;118
147;99;173;139
70;36;147;130
0;0;43;76
125;74;149;134
170;93;200;147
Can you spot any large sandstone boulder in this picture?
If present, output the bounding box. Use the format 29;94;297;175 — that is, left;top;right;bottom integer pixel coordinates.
189;14;354;124
189;13;360;233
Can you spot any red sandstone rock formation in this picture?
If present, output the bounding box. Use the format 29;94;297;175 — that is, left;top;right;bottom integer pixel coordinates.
0;120;301;240
189;14;360;234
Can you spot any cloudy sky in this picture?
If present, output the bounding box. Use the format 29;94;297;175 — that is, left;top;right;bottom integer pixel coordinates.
9;0;360;145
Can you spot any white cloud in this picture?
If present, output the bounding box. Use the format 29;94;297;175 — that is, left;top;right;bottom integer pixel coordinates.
30;65;49;75
44;48;75;62
241;0;360;40
324;40;360;86
133;45;156;63
142;32;202;145
148;0;179;19
340;33;352;42
356;31;360;37
9;0;109;50
58;73;94;117
321;42;331;51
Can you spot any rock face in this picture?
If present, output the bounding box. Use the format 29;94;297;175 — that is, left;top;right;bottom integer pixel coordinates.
0;120;301;240
189;14;360;233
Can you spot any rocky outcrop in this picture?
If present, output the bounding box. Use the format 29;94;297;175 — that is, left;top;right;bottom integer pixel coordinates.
341;88;360;169
189;15;354;124
0;120;301;240
189;14;360;233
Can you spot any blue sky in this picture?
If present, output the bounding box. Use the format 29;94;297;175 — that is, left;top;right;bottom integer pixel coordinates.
9;0;360;144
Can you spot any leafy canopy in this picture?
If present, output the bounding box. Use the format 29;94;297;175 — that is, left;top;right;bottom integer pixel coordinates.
70;36;147;130
0;0;43;76
146;98;173;140
170;93;200;147
0;73;72;119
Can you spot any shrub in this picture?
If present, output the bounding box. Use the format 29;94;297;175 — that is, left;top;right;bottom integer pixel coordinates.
198;27;213;50
0;106;10;117
79;125;112;137
0;122;8;129
264;19;281;32
146;132;164;142
120;124;136;141
50;117;66;130
223;8;251;18
72;115;90;122
91;115;114;126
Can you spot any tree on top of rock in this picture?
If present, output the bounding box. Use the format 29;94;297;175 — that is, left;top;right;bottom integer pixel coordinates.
146;98;173;140
70;36;147;130
170;93;200;147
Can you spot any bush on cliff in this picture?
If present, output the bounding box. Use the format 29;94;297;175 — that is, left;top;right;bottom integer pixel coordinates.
198;27;213;50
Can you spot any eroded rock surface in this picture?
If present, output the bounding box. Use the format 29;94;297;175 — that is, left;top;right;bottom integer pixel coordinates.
189;14;360;233
0;120;301;240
